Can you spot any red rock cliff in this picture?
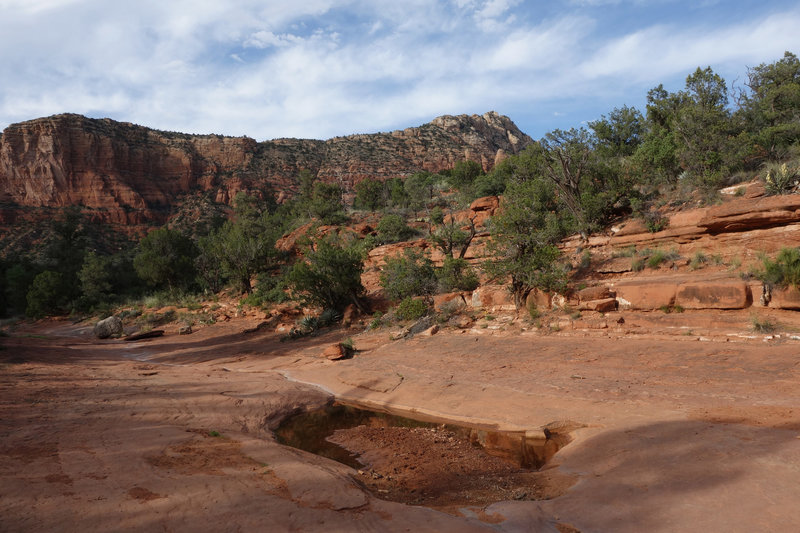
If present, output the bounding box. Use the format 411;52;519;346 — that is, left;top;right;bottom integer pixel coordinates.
0;111;532;228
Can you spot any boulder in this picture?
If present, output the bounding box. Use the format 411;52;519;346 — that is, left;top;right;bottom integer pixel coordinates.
433;292;468;312
577;286;615;302
525;289;552;310
178;324;193;335
578;298;617;312
769;286;800;310
675;281;750;309
94;316;123;339
614;280;679;310
321;343;354;361
471;285;515;312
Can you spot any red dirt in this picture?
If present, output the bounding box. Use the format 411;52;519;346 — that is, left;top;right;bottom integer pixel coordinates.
328;424;572;513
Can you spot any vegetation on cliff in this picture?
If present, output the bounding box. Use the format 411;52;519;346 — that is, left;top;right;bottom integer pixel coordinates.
1;52;799;322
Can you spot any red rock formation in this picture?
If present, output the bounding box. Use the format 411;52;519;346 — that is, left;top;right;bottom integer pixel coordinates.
770;287;800;309
675;281;750;309
614;278;679;310
578;298;617;312
0;111;532;232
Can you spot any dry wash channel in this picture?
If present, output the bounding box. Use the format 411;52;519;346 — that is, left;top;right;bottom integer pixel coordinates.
275;403;578;512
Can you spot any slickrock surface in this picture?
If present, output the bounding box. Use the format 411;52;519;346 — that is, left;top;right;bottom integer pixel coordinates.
4;310;800;532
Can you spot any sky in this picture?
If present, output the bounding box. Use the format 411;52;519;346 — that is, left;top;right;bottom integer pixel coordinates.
0;0;799;142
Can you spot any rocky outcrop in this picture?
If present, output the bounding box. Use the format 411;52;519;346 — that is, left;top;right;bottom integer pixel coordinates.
675;281;750;309
578;298;617;312
769;287;800;310
0;111;532;230
698;195;800;233
613;276;753;311
614;279;679;310
470;285;515;312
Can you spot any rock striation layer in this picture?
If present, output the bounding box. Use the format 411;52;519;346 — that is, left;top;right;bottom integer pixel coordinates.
0;111;532;229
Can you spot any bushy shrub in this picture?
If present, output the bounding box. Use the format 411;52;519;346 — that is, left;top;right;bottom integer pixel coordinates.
307;182;349;225
756;247;800;289
527;298;541;320
78;252;114;309
429;206;445;225
287;236;366;312
26;270;65;318
134;228;198;290
376;214;415;244
448;160;483;190
379;249;437;301
5;261;37;315
241;272;289;307
437;257;479;292
396;297;428;321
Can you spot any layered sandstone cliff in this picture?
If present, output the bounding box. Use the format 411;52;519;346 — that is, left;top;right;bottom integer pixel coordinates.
0;111;532;228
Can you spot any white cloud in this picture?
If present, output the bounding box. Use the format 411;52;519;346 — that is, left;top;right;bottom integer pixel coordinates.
0;0;799;141
578;10;800;84
0;0;84;13
243;30;301;49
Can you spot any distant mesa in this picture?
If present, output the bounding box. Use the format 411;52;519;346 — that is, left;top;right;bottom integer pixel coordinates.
0;111;532;231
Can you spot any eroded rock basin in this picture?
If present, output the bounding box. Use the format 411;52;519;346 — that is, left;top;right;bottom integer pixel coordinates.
276;403;576;511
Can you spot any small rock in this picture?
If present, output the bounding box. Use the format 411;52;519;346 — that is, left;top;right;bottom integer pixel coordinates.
420;325;439;336
320;343;354;361
178;325;192;335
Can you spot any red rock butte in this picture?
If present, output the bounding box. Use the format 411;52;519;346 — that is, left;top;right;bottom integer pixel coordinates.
0;112;532;232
